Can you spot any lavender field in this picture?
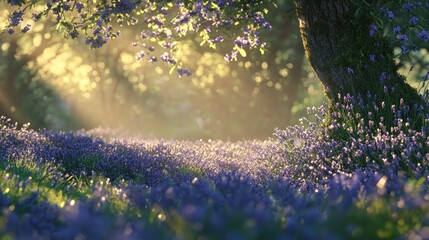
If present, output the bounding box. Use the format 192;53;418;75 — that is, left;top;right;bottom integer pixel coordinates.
0;96;428;240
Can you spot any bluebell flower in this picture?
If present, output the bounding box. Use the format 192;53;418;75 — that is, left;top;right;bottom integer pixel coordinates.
400;34;409;43
369;23;378;37
409;17;419;24
85;35;108;48
75;2;84;12
62;3;71;11
7;0;25;6
21;24;31;33
112;0;137;14
10;11;24;26
417;30;429;42
210;36;224;43
69;29;78;39
393;26;401;35
401;45;409;53
177;68;191;77
403;3;414;10
382;8;395;19
160;52;176;65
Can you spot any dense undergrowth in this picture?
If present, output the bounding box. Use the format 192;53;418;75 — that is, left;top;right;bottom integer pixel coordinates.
0;95;428;239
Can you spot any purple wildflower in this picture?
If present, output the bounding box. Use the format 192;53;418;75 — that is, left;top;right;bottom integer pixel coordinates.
10;11;24;26
403;3;414;10
417;30;429;42
6;0;25;6
160;52;176;65
62;3;71;11
112;0;137;14
369;23;378;37
409;17;419;24
382;8;395;19
75;2;84;12
177;68;191;77
393;26;401;35
21;24;31;33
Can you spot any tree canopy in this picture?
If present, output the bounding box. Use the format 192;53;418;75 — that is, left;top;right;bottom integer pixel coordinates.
2;0;277;76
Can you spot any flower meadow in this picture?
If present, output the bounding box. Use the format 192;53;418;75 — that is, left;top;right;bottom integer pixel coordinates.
2;1;429;239
0;95;428;240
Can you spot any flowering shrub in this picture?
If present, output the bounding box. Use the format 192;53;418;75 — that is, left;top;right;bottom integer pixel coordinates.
1;95;428;239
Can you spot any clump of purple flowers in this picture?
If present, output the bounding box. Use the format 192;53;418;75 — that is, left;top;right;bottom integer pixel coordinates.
177;68;191;77
377;2;429;58
417;30;429;42
274;93;429;189
112;0;137;15
6;0;24;6
9;11;24;26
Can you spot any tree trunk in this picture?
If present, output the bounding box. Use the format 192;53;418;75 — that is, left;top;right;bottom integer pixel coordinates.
293;0;425;129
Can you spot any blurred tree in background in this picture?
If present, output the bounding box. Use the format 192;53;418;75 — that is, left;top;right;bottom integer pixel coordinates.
0;23;81;130
0;0;324;139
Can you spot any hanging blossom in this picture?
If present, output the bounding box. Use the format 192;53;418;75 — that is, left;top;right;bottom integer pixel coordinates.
2;0;273;76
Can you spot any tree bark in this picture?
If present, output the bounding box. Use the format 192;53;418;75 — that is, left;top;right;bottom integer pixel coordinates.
293;0;426;132
293;0;424;119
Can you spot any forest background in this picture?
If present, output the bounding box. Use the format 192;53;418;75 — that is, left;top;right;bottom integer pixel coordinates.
1;0;343;140
1;0;428;140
